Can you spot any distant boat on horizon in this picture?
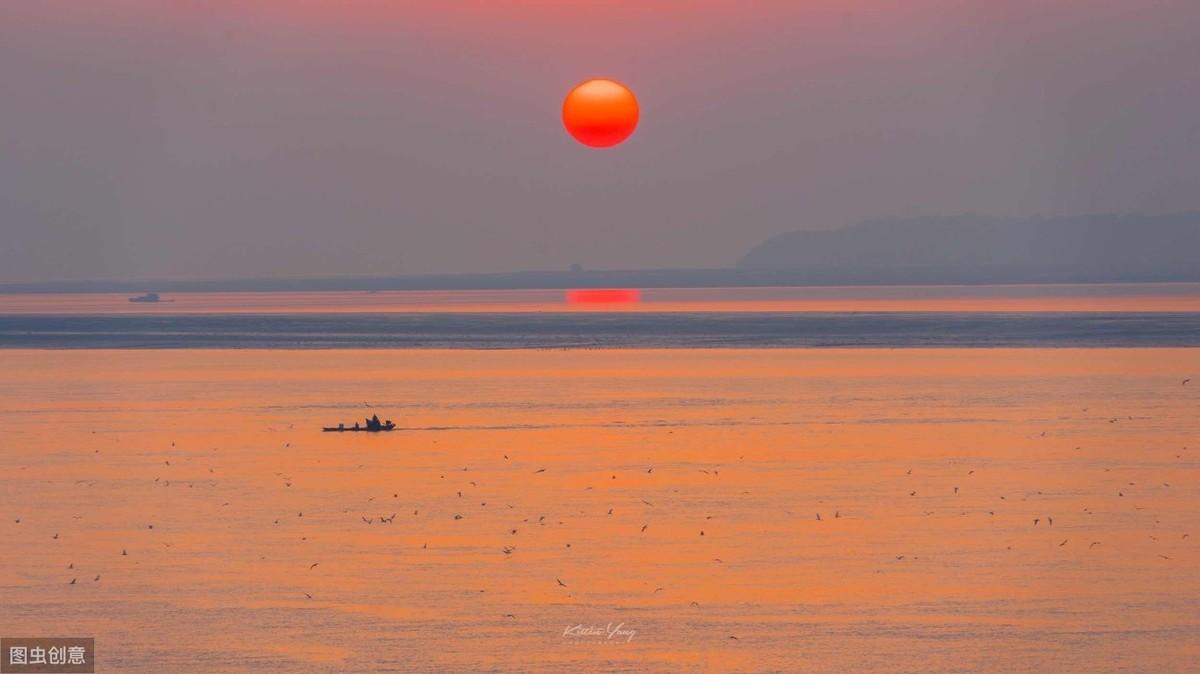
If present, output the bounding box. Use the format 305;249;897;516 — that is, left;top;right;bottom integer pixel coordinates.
129;292;162;303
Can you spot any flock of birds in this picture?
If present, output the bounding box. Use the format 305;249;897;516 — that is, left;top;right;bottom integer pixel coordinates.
7;378;1196;645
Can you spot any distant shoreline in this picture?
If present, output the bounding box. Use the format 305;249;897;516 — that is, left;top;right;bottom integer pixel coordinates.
4;268;1200;295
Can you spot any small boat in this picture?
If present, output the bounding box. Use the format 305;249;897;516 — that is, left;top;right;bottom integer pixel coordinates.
129;292;161;303
323;421;396;432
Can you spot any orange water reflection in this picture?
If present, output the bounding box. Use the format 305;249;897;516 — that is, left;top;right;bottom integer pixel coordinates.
2;283;1200;314
0;348;1197;671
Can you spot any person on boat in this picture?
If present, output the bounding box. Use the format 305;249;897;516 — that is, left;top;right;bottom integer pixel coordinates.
384;419;393;428
353;421;360;430
368;414;381;430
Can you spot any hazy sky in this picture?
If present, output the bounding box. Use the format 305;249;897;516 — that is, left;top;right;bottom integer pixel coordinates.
2;0;1198;283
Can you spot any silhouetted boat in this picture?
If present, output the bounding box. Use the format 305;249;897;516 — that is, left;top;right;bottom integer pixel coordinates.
129;292;161;303
323;422;396;432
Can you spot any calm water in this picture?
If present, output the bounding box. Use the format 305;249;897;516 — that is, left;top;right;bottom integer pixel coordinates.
2;285;1198;671
1;349;1197;672
3;283;1200;315
3;284;1199;349
2;313;1200;349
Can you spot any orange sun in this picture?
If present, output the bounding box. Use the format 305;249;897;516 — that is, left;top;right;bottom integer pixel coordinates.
562;79;639;149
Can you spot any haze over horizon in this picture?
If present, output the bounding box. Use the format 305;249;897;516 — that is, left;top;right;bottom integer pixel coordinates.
3;1;1199;284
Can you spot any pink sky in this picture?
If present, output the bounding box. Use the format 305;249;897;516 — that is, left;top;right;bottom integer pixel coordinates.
2;1;1197;282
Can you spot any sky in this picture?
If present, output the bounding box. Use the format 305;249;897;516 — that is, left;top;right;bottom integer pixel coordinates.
1;0;1198;283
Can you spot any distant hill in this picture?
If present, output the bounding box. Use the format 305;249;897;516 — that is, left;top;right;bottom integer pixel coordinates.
738;213;1200;284
4;213;1199;293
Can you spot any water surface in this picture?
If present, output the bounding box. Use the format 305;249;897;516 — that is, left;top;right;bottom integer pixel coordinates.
1;349;1197;672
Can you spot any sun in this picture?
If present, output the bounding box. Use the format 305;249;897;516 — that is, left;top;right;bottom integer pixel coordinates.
562;79;639;149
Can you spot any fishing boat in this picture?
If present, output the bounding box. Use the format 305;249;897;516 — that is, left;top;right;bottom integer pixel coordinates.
323;423;396;432
323;415;396;432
